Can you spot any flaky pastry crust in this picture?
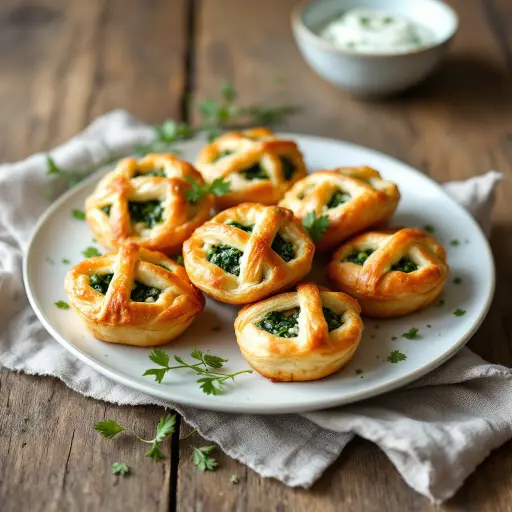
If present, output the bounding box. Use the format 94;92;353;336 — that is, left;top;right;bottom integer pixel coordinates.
328;228;449;318
183;203;315;304
279;166;400;251
85;154;213;255
64;244;204;346
196;127;307;209
234;282;363;381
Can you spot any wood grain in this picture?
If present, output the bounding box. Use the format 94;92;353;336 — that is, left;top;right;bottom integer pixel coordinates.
1;0;512;510
0;0;188;510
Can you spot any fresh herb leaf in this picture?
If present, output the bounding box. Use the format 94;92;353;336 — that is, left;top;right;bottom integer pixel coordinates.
388;350;407;363
112;462;129;476
302;211;330;241
72;209;86;220
192;445;218;472
143;349;252;395
184;176;231;203
82;246;101;258
230;474;239;484
453;308;466;317
402;327;419;340
94;419;125;439
54;300;70;310
142;414;177;462
46;156;83;190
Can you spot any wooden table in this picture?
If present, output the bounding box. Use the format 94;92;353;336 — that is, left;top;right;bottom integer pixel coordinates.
1;0;511;510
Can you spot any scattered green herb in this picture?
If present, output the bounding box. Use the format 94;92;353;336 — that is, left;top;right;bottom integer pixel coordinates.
192;445;218;472
62;258;71;264
355;369;363;375
112;462;130;476
82;247;101;258
184;176;231;203
388;350;407;363
402;327;419;340
453;277;462;284
142;348;253;395
450;239;460;246
54;300;70;310
391;336;397;341
453;308;466;317
437;299;445;307
230;475;240;484
46;156;84;191
302;211;330;241
94;419;125;439
424;225;435;234
427;324;432;328
207;245;243;276
72;209;86;220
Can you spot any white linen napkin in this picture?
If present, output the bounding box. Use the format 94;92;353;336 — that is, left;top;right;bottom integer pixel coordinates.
0;110;507;503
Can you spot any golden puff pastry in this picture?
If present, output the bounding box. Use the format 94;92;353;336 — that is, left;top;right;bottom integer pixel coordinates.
234;282;363;381
196;127;307;209
183;203;315;305
328;228;449;318
279;166;400;251
64;244;204;346
85;154;214;255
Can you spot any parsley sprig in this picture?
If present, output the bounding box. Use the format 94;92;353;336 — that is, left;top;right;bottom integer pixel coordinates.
143;348;253;395
184;176;231;203
112;462;130;476
94;414;176;462
302;211;330;241
192;445;218;472
388;350;407;363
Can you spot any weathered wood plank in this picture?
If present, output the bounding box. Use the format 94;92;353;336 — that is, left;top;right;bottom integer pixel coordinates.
0;0;188;511
180;0;512;510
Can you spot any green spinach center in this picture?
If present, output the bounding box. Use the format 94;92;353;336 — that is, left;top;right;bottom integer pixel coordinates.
391;258;418;273
100;204;112;216
226;221;253;233
239;163;268;181
133;168;166;178
323;307;343;332
257;309;300;338
130;281;162;302
343;249;374;265
327;190;351;209
89;273;113;295
213;149;233;162
128;200;164;228
207;245;243;276
280;156;296;181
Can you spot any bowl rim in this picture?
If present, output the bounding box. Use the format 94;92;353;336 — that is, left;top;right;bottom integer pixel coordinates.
291;0;460;58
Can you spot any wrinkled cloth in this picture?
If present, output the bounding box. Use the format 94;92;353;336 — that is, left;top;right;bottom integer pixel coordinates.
0;110;507;503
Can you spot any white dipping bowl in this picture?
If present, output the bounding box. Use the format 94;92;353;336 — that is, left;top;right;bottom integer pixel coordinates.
292;0;459;96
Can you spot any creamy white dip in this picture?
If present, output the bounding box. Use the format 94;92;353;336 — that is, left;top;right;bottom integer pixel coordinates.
320;9;435;54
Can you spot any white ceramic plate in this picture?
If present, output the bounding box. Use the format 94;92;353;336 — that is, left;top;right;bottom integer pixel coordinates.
24;134;495;414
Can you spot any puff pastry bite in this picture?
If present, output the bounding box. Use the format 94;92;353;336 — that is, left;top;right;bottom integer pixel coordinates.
279;166;400;251
64;244;204;346
183;203;315;304
328;228;449;318
85;154;213;255
196;127;307;209
234;282;363;381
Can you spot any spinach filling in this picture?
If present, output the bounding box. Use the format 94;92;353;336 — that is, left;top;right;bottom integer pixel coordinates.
89;273;113;295
391;258;418;273
130;281;162;302
326;190;351;209
280;156;296;180
323;307;343;332
343;249;374;265
128;200;164;228
257;310;300;338
207;245;243;276
257;307;343;338
101;204;112;216
213;149;233;162
239;162;268;181
133;168;166;178
155;263;170;270
225;222;295;262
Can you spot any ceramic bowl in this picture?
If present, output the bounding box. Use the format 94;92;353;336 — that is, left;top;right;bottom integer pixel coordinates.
292;0;459;96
